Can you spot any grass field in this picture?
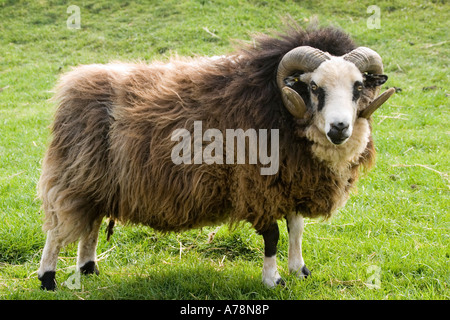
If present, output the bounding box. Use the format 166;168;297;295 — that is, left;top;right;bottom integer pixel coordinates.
0;0;449;300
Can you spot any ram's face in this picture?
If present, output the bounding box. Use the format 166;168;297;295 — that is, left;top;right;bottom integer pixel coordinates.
300;58;364;145
278;46;393;147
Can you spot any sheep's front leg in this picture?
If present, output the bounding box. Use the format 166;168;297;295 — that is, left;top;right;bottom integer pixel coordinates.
286;213;310;278
260;222;283;287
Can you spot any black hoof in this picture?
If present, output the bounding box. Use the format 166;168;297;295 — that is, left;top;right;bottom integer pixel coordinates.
39;271;56;290
301;265;311;278
276;277;286;286
80;261;99;275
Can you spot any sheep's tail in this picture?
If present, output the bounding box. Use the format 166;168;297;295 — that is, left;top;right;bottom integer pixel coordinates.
106;219;115;241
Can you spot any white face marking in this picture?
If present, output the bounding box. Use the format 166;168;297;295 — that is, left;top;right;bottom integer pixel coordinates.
304;57;364;145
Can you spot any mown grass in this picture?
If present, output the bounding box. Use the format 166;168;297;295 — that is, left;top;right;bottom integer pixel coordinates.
0;0;449;300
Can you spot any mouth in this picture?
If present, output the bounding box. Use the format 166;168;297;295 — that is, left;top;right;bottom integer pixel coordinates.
332;139;348;145
328;136;348;145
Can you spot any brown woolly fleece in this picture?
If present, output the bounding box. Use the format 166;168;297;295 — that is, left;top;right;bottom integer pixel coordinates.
38;24;376;242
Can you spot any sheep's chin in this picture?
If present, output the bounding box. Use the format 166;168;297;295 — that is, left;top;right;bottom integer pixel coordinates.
305;118;370;173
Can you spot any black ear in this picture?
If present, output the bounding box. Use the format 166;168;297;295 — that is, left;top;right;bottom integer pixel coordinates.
363;74;388;87
284;72;309;101
283;72;304;87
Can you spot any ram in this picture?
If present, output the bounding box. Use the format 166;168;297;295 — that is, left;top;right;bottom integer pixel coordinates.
37;24;394;290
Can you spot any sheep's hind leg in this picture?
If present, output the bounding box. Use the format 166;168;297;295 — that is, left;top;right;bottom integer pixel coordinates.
260;222;284;287
77;217;103;276
38;229;63;290
38;211;103;290
286;213;310;278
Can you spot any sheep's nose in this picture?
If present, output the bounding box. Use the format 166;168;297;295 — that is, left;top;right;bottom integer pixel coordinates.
331;122;349;133
327;122;350;145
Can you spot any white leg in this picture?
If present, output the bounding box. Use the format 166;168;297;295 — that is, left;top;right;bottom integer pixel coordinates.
286;213;310;278
38;229;63;290
262;255;282;287
38;212;101;289
77;217;102;275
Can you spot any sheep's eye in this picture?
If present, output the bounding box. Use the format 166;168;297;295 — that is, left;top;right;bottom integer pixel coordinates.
353;81;364;101
310;82;318;92
355;81;364;92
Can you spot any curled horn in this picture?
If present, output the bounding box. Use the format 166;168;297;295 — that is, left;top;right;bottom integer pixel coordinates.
277;46;330;119
344;47;394;118
343;46;384;75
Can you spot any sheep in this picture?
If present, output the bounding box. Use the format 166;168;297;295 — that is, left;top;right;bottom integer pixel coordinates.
37;24;394;290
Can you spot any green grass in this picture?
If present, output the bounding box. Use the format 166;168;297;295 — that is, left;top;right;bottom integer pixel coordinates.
0;0;449;300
